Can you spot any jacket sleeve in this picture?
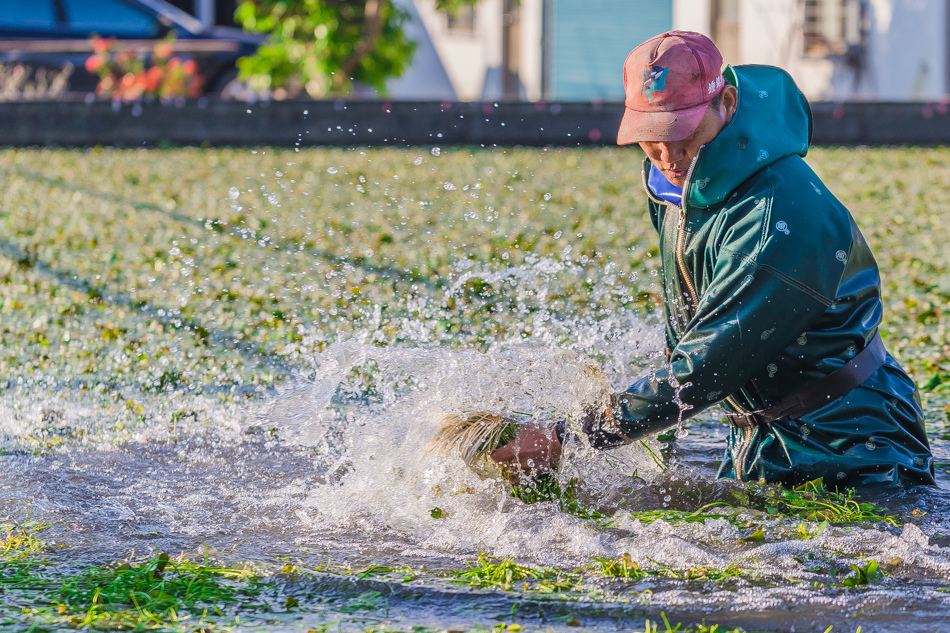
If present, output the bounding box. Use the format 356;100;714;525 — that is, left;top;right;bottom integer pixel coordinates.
610;194;842;440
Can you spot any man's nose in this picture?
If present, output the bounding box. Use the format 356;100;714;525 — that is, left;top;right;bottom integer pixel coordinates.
656;142;686;165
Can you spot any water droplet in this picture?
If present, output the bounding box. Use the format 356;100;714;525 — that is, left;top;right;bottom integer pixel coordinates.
327;167;338;174
431;147;441;156
663;495;671;502
675;428;689;439
228;187;240;200
413;157;423;166
543;193;552;201
443;182;457;191
267;193;279;204
553;231;562;239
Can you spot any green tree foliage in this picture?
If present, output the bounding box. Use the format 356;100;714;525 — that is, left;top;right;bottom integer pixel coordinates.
235;0;417;97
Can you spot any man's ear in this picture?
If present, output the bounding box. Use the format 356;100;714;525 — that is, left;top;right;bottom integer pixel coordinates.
721;85;739;124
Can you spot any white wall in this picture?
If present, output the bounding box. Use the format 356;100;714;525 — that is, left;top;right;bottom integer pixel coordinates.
735;0;946;100
854;0;947;99
672;0;712;36
387;0;457;99
739;0;836;99
408;0;542;101
411;0;495;101
519;0;543;101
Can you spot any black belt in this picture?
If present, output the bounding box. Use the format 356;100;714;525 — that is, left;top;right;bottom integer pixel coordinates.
725;332;886;429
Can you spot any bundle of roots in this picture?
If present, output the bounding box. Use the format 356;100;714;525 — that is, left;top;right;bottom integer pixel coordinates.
429;411;517;473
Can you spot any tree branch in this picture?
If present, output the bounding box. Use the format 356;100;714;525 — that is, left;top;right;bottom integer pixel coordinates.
334;0;388;92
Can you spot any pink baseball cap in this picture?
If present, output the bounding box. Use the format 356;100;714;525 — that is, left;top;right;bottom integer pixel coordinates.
617;31;725;145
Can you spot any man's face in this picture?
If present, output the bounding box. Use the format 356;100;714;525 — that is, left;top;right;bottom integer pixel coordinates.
638;86;737;188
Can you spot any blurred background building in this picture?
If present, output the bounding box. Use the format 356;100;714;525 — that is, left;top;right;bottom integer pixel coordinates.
3;0;948;101
390;0;950;102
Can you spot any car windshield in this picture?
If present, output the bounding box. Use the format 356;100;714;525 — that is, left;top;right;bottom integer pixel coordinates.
136;0;204;35
0;1;58;30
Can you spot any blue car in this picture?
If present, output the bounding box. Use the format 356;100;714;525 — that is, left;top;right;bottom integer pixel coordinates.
0;0;263;95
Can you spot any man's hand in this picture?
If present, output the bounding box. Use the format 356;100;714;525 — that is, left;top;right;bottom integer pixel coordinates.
489;422;562;483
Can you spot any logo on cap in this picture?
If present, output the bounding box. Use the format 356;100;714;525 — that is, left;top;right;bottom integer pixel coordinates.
641;66;670;103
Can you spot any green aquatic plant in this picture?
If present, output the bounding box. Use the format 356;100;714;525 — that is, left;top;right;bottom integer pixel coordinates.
756;479;901;526
511;475;613;526
624;612;758;632
19;552;273;631
629;480;899;529
841;559;883;588
630;502;738;526
595;552;644;580
593;554;757;584
449;549;580;593
0;520;49;562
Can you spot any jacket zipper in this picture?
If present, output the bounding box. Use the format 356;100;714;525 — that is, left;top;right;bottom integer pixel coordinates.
676;151;754;482
733;424;754;482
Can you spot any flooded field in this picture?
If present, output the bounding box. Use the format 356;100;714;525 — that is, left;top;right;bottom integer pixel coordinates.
1;146;949;632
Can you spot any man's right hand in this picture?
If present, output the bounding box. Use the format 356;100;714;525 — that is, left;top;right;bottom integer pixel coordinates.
489;422;562;483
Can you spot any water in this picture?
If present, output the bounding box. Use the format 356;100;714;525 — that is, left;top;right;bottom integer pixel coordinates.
2;148;950;632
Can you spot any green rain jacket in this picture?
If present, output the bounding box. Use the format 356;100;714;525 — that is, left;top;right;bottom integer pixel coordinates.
610;64;934;488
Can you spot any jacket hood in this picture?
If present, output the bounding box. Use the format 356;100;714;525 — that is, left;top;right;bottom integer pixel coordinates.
684;64;812;209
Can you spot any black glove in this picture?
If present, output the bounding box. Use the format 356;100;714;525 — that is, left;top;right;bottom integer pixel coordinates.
555;405;628;450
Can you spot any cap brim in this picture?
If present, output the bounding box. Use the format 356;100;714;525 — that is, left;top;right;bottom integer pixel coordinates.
616;100;710;145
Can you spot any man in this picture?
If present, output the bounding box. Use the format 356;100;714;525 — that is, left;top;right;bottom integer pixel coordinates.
491;31;934;488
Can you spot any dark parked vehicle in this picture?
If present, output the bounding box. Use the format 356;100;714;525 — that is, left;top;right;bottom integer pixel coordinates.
0;0;263;95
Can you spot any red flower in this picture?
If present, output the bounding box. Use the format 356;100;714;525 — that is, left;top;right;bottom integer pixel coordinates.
154;41;173;60
84;55;103;73
167;57;181;71
119;72;137;91
181;59;197;75
145;66;163;92
91;37;111;54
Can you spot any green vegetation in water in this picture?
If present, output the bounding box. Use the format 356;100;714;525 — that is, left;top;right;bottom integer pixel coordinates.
840;559;883;588
740;479;901;526
628;479;901;528
0;146;947;445
7;551;274;631
594;552;757;584
448;548;763;595
0;520;50;562
450;549;581;594
628;613;755;633
511;475;613;526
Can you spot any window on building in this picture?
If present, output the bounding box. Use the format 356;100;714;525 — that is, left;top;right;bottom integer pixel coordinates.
803;0;862;56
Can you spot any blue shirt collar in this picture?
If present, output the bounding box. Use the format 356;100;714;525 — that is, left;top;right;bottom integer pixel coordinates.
647;163;684;207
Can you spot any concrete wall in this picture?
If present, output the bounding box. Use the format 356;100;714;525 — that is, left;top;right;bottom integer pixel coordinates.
2;99;949;147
